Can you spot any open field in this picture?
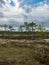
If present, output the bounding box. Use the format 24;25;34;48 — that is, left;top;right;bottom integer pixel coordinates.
0;31;49;39
0;32;49;65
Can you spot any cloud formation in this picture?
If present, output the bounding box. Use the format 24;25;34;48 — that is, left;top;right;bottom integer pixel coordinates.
0;0;49;29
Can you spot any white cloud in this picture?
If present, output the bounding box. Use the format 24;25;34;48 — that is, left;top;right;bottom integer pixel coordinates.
0;0;25;25
0;0;49;28
24;3;49;24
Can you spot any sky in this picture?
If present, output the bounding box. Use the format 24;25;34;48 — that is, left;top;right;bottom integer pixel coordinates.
0;0;49;29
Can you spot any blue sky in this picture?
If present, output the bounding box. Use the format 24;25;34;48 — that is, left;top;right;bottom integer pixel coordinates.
10;0;48;6
19;0;43;5
10;0;44;6
0;0;49;29
10;0;15;6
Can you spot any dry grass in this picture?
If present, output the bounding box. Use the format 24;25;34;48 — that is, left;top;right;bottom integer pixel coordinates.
0;39;49;65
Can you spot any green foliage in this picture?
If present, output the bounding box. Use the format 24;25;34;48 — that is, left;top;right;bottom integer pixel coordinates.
37;23;46;39
8;25;15;31
19;21;37;32
28;22;37;32
37;24;45;32
24;22;29;32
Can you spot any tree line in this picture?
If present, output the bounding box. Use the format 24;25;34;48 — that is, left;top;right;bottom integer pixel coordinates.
18;21;46;32
0;21;48;32
0;21;49;38
0;24;15;31
18;21;47;38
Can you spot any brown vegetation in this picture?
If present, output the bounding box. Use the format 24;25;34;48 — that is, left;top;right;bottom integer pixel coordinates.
0;38;49;65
